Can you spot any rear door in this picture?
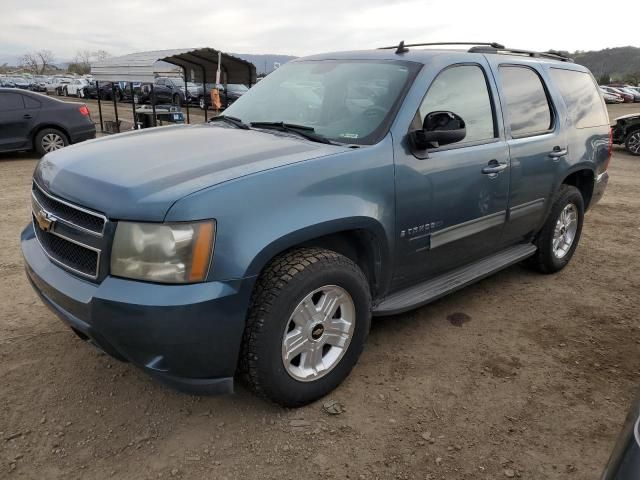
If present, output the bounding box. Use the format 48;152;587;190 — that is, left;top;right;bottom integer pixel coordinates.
0;92;31;151
486;58;568;244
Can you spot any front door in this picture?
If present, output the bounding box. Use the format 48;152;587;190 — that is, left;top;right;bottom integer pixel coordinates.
393;61;511;289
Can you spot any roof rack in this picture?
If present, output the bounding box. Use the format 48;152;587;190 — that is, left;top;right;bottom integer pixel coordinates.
378;41;573;62
379;41;504;55
468;45;573;62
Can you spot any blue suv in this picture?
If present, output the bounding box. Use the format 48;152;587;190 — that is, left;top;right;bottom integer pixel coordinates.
21;42;610;407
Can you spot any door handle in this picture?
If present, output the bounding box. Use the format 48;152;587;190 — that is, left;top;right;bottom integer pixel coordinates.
482;160;508;175
23;114;32;119
548;146;568;159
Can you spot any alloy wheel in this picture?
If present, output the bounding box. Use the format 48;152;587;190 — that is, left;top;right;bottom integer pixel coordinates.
281;285;355;382
552;203;578;259
41;133;65;153
627;132;640;155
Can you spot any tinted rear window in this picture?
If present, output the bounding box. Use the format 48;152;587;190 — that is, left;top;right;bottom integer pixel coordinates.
24;96;41;109
499;66;553;137
0;92;24;111
549;68;608;128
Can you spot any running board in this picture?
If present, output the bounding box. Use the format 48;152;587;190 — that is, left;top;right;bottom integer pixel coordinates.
373;244;537;316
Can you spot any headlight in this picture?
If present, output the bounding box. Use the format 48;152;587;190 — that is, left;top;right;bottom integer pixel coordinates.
111;220;215;284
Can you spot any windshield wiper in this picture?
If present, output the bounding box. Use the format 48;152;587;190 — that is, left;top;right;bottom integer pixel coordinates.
209;115;250;130
250;121;335;145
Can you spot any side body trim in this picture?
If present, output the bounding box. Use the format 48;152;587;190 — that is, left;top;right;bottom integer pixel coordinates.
430;210;506;249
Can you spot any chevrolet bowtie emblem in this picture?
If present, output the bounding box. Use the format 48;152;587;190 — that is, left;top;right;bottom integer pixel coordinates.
35;208;56;232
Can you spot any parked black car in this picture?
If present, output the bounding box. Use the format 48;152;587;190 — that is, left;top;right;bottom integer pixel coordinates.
81;81;124;101
197;83;249;110
30;76;48;93
0;88;96;155
134;77;198;106
612;113;640;156
601;397;640;479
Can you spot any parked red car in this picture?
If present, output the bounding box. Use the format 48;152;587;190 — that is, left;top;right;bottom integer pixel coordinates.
602;86;635;103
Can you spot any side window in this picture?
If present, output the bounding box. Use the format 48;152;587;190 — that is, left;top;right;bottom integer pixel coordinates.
415;65;496;145
24;96;41;109
156;78;165;86
0;93;25;111
548;68;608;129
499;66;553;137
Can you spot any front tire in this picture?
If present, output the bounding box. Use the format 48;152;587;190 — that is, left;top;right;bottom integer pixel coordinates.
527;185;584;274
241;248;371;407
624;129;640;156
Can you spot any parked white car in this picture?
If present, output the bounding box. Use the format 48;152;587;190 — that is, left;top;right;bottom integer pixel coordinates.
46;77;73;95
64;78;90;97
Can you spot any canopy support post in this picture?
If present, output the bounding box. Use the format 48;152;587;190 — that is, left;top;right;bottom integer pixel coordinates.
150;83;157;127
200;65;208;122
96;81;104;133
182;67;190;124
130;82;137;129
112;84;120;133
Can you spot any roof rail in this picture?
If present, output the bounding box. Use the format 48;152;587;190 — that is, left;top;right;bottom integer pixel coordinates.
468;45;573;62
379;41;505;55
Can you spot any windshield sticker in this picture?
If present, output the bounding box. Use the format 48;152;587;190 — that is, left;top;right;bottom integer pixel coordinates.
340;133;359;139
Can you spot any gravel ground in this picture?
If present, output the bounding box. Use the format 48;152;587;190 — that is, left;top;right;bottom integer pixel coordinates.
0;104;639;480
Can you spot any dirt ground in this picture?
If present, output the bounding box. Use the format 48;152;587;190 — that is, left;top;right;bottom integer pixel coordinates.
1;103;639;480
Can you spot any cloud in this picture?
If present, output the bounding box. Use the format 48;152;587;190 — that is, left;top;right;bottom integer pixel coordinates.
0;0;635;63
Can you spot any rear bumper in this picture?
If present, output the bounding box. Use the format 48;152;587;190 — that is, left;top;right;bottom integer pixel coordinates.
70;126;96;144
21;223;255;395
591;171;609;207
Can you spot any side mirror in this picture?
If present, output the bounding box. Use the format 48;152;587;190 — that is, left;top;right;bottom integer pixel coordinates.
410;111;466;150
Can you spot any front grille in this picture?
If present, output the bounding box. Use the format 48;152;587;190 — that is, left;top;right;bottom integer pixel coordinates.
32;182;106;235
33;221;99;278
31;181;105;280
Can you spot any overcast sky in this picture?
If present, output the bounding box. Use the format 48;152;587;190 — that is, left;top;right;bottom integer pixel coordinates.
0;0;635;63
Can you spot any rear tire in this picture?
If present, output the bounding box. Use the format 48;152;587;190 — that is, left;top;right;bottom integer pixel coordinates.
35;128;69;156
526;185;584;274
624;129;640;156
241;248;371;407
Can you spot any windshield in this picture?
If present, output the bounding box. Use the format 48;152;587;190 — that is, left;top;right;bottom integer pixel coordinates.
224;60;418;145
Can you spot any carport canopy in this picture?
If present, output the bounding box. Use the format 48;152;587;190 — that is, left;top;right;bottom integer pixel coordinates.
91;47;257;85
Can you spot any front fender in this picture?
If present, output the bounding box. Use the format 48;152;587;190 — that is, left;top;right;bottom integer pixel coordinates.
165;136;396;283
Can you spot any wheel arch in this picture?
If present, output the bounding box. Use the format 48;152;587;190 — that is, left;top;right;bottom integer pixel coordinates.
246;218;392;300
561;167;595;210
30;124;71;150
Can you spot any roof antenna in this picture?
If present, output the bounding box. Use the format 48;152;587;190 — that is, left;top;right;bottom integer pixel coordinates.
395;41;409;54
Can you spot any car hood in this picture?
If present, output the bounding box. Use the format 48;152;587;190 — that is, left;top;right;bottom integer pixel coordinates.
35;123;344;221
615;113;640;122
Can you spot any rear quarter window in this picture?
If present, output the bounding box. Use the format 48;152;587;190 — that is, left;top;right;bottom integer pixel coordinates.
548;68;609;129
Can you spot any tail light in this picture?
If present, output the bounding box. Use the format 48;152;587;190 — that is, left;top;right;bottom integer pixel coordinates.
604;128;613;171
78;104;90;117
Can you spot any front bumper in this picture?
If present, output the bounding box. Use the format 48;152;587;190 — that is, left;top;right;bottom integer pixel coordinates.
591;171;609;207
21;223;254;394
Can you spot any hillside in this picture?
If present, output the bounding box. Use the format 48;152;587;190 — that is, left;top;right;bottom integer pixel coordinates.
573;46;640;83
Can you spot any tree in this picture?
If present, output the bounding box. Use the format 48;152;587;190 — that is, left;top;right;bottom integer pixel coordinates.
20;50;55;74
597;73;611;85
94;50;111;62
622;72;640;86
67;62;90;75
